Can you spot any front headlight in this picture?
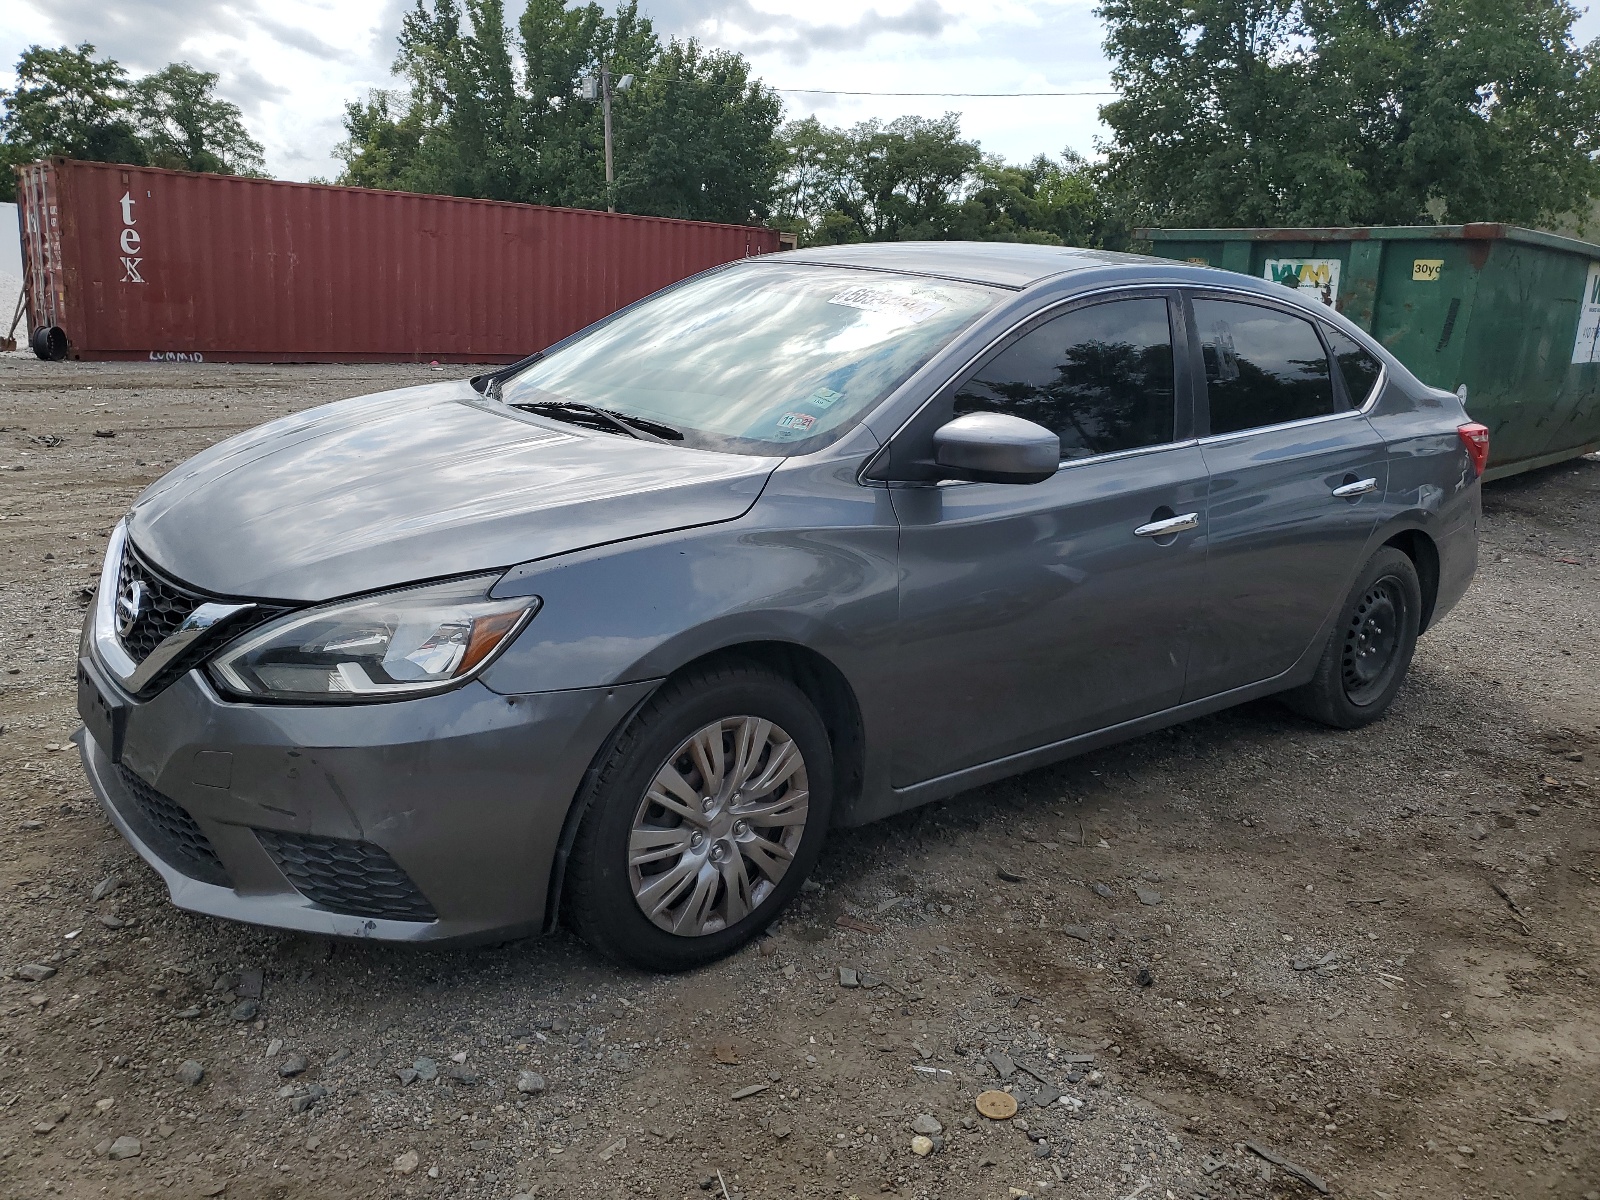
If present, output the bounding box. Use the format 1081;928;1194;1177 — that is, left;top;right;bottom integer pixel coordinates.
209;574;538;703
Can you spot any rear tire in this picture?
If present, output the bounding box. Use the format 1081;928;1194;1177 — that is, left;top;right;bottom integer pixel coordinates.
1284;546;1421;729
563;662;832;971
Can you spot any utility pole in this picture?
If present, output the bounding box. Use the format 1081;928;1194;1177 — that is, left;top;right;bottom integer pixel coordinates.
601;61;615;213
581;66;633;214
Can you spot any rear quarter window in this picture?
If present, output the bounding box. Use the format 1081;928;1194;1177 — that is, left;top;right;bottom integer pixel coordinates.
1323;327;1384;407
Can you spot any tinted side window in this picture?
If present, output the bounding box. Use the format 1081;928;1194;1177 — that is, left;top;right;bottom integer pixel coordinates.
1193;299;1337;435
953;298;1175;460
1323;327;1383;407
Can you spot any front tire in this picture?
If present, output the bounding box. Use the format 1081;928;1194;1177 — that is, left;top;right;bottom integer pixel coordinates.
563;662;833;971
1284;546;1422;729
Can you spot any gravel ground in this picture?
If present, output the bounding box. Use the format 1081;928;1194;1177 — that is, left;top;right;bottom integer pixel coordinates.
1;356;1597;1200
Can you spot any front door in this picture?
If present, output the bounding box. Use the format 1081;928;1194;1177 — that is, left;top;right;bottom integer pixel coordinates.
885;293;1210;787
1184;293;1389;698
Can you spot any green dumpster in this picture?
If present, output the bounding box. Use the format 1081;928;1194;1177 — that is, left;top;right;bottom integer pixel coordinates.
1138;224;1600;480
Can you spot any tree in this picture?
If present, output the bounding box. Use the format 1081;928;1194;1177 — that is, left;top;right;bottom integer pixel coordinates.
0;43;144;198
337;90;426;190
1097;0;1600;228
775;114;982;243
337;0;781;222
774;116;1125;248
132;63;265;176
0;44;268;201
954;151;1126;247
614;39;782;222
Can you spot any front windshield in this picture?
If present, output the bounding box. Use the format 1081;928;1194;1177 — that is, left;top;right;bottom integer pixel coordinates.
498;261;1004;454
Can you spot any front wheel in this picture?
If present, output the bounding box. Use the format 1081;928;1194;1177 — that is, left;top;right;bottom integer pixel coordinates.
1283;546;1422;729
563;663;832;971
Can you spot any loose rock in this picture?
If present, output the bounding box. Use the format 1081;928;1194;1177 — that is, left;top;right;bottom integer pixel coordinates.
176;1060;205;1086
910;1135;934;1156
516;1071;546;1095
15;963;56;982
394;1149;420;1175
911;1113;943;1135
278;1052;309;1077
108;1135;142;1160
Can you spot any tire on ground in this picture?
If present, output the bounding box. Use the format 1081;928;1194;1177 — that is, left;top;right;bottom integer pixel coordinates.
1284;545;1423;729
563;661;833;971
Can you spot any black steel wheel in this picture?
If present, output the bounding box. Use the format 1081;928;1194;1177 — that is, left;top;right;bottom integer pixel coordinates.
1284;546;1422;729
1340;576;1408;705
31;325;67;361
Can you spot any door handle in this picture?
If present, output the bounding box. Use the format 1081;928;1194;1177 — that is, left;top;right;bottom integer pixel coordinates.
1134;512;1200;538
1331;477;1378;499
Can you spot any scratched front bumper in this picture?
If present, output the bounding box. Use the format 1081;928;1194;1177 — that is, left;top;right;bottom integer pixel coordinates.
77;658;655;943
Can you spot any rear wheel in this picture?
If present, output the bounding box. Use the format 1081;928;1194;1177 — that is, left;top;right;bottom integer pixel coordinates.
563;663;832;971
1284;546;1421;729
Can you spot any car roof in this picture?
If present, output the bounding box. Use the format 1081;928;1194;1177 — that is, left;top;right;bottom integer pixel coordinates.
774;241;1143;289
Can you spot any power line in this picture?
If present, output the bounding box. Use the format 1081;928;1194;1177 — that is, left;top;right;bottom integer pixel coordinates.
770;87;1115;98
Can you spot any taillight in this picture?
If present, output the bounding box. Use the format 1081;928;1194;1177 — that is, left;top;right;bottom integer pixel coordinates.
1458;422;1490;477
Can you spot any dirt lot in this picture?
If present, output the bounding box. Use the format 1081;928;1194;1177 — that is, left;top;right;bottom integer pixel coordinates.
0;356;1596;1200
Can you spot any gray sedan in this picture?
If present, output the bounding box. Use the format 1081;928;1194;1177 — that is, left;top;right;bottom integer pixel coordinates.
76;243;1484;970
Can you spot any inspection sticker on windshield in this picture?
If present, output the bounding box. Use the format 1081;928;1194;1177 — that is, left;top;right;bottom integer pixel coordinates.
829;286;945;324
804;386;845;410
775;411;817;432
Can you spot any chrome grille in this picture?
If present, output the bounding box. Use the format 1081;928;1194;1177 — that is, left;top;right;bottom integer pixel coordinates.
116;541;206;662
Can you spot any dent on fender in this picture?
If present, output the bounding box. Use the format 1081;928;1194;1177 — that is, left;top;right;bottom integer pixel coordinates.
483;469;900;695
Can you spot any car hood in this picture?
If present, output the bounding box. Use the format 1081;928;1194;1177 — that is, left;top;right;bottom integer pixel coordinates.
127;381;779;601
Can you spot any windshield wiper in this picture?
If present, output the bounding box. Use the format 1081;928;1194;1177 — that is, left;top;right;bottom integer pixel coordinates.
513;400;682;443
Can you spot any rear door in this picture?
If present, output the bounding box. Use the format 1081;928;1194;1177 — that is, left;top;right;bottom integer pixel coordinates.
1184;292;1389;699
885;291;1210;786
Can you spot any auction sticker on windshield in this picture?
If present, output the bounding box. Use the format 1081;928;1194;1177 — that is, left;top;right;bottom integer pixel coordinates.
829;286;946;325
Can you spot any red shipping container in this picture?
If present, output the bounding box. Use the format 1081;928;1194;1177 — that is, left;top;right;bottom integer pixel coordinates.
15;157;784;363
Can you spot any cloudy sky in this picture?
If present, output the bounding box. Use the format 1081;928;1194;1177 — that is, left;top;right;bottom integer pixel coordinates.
0;0;1118;180
0;0;1596;183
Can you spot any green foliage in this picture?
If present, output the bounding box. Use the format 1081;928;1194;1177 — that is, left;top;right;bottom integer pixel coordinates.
338;91;426;191
0;43;264;201
337;0;783;223
1097;0;1600;228
775;116;1125;248
614;40;783;222
0;44;143;198
132;63;265;176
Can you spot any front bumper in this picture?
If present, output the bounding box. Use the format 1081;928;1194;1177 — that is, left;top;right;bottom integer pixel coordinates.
77;652;655;942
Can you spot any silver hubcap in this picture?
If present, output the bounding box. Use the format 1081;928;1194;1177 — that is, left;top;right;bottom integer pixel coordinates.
628;716;810;937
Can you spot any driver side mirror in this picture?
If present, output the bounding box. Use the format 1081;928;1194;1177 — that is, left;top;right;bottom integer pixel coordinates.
932;412;1060;485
